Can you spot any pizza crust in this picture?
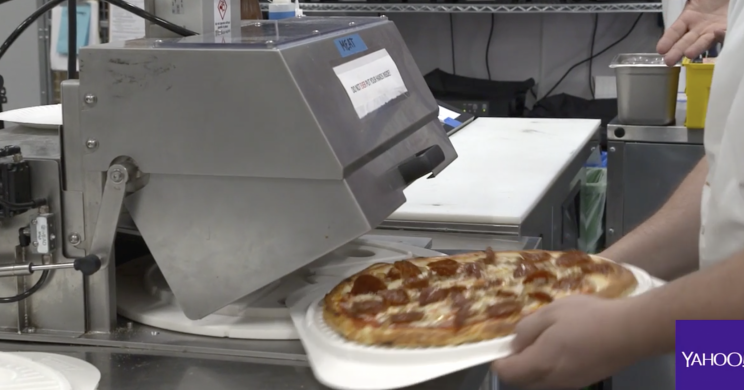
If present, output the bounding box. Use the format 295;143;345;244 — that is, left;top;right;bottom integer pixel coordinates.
322;250;638;348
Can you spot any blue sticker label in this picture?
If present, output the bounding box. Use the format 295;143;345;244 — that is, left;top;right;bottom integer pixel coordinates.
443;117;462;128
334;34;368;58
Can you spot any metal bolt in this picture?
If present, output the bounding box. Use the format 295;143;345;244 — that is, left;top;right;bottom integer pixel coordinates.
31;219;37;225
265;40;274;44
254;22;261;26
110;168;125;183
590;146;596;152
609;147;616;152
32;241;38;247
126;322;134;330
84;94;97;106
49;234;55;241
312;30;319;34
68;233;81;245
39;205;49;214
85;139;99;150
380;14;387;18
349;22;356;26
151;331;159;336
27;327;36;334
608;228;615;235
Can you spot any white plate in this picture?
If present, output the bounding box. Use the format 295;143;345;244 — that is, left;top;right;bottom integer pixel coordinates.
10;352;101;390
0;105;62;129
289;263;658;390
0;351;72;390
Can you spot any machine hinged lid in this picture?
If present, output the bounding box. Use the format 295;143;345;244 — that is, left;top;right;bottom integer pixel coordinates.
153;17;385;49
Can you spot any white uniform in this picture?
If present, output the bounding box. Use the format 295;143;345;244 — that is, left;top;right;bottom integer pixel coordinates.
699;0;744;267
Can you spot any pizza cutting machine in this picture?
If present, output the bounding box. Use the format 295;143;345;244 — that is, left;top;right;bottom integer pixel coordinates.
0;17;457;338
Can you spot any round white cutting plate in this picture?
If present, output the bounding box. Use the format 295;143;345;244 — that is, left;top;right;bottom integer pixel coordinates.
116;239;443;340
0;105;61;129
0;352;72;390
10;353;101;390
287;262;659;390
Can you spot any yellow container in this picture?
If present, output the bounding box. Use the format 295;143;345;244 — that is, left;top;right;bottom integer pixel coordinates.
683;57;715;129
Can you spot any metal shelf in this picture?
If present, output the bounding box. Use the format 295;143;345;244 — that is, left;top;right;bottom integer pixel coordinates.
258;2;661;13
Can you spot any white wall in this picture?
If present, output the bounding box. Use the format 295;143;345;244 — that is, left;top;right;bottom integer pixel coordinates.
389;12;662;100
0;0;43;110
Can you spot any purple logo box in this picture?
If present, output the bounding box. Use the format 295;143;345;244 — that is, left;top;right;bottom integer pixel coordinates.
677;320;744;389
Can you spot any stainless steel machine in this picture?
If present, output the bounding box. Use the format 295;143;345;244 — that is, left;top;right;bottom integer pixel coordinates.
0;16;489;389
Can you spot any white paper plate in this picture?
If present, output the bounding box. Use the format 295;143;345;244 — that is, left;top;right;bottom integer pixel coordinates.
10;352;101;390
0;105;62;129
0;352;72;390
289;263;658;390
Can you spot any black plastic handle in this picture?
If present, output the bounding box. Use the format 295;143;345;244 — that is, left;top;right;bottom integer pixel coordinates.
74;255;102;276
398;145;445;186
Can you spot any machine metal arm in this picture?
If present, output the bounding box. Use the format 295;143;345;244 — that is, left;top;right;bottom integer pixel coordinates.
89;163;137;269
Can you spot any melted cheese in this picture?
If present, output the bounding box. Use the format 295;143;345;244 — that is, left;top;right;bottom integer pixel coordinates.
342;251;615;328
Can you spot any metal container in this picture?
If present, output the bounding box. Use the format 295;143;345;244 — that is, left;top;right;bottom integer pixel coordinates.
610;53;681;126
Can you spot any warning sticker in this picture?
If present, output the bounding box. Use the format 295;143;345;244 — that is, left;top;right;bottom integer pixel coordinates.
214;0;231;35
333;49;408;119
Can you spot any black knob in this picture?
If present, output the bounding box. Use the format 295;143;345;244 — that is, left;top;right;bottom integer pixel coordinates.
74;255;102;276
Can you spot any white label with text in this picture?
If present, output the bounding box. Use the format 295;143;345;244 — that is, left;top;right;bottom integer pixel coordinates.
214;0;231;34
333;49;408;119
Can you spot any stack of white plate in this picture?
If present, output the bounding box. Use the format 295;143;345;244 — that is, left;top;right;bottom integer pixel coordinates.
0;352;101;390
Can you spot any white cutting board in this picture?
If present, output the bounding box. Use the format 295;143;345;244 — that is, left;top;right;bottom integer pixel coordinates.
389;117;600;225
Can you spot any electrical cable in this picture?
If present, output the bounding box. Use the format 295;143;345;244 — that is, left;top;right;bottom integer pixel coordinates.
103;0;197;36
0;270;50;303
68;0;77;79
486;13;495;80
450;14;456;75
542;13;644;100
0;0;65;64
0;0;197;66
588;14;598;99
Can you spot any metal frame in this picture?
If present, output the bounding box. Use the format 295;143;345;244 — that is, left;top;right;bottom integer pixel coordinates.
258;2;662;13
606;113;704;246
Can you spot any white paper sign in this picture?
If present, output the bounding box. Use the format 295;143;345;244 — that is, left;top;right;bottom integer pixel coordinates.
214;0;232;34
110;0;146;42
333;49;408;119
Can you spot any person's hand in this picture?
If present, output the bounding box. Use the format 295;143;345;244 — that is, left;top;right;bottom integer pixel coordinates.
657;0;728;66
491;295;639;389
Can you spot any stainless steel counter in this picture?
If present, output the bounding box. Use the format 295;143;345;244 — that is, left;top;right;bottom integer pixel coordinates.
0;342;491;390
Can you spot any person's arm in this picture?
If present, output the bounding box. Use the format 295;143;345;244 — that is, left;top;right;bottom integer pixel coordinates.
600;157;707;280
621;248;744;358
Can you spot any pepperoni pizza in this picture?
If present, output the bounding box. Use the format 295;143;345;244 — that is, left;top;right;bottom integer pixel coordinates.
322;249;637;347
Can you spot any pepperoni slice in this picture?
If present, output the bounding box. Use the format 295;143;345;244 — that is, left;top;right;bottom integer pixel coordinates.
403;277;429;289
555;251;592;267
528;291;553;303
513;262;538;278
390;311;424;324
393;260;423;279
349;300;387;316
418;287;449;306
429;259;460;277
520;251;552;263
350;274;387;295
581;262;614;275
385;267;402;281
450;291;473;328
484;247;496;264
553;275;585;290
378;289;410;306
462;262;484;278
486;301;523;319
523;270;557;284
